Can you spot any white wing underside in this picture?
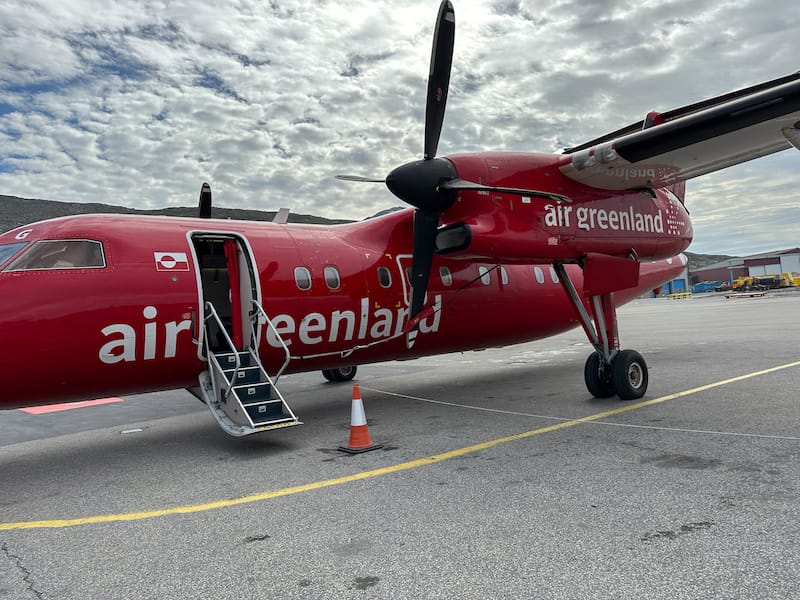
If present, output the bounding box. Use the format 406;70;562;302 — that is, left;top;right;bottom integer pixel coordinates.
560;74;800;191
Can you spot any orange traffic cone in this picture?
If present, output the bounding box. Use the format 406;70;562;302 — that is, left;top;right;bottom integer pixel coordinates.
338;383;383;454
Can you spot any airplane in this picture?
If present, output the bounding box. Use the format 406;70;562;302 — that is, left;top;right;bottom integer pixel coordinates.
1;1;798;437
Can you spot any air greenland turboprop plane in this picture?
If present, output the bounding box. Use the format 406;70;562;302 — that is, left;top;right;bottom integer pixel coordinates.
1;1;799;436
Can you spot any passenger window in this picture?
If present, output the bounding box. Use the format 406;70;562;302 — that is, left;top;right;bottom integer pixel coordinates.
4;239;105;271
439;266;452;286
294;266;312;291
550;266;559;283
478;266;491;285
378;266;392;288
324;266;341;290
534;266;545;284
500;266;509;285
0;242;28;267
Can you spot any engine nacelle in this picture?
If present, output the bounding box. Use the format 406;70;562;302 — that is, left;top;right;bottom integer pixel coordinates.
436;220;574;263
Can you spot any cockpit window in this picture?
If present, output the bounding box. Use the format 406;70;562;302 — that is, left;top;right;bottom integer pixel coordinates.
0;242;28;267
3;239;106;271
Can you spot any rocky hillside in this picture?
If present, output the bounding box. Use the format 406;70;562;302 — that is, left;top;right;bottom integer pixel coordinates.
683;251;737;271
0;194;348;233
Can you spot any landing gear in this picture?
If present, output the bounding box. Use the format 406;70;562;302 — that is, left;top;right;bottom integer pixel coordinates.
322;366;358;383
610;349;648;400
583;353;614;398
584;349;649;400
554;259;649;400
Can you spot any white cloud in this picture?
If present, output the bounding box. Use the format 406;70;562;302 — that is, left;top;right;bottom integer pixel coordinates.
0;0;798;253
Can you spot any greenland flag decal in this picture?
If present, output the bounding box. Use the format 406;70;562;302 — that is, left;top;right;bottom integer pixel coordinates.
154;252;190;271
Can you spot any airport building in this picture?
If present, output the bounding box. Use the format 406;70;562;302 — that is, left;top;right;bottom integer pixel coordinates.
654;262;690;296
690;248;800;287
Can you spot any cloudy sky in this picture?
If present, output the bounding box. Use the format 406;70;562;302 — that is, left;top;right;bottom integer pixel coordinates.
1;0;798;255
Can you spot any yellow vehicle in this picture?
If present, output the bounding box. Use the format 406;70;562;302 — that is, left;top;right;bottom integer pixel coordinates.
732;276;761;290
733;273;800;290
780;272;800;287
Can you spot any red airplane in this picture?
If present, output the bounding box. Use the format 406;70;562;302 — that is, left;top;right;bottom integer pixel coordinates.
1;1;799;436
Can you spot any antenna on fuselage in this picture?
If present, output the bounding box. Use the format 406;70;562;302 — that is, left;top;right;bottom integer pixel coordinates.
272;207;290;224
198;182;212;218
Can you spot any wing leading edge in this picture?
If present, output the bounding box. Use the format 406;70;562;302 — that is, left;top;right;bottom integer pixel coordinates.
559;72;800;191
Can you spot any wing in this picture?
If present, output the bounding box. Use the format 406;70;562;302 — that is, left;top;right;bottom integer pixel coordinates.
559;72;800;190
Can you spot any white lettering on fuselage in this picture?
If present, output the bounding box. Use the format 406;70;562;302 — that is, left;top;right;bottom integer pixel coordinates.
97;297;442;364
266;295;442;348
544;203;664;234
99;306;192;364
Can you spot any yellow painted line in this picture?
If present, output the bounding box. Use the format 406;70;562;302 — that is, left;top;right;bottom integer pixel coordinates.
2;359;799;532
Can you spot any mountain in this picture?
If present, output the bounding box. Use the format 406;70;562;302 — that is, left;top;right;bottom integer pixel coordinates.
0;194;350;234
683;251;738;271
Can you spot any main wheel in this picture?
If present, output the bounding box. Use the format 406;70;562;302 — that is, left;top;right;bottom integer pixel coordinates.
584;352;615;398
321;366;358;382
611;349;648;400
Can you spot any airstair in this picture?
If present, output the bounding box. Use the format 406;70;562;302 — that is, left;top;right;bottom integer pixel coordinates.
198;300;301;437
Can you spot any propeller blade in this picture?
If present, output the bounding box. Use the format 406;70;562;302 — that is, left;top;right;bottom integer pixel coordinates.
198;182;212;218
337;2;458;322
439;179;573;203
424;0;455;160
409;210;441;320
334;175;386;183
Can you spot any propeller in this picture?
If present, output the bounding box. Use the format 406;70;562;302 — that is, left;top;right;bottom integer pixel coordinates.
198;182;212;218
388;0;457;321
424;0;455;161
337;1;457;320
334;175;386;183
336;1;566;321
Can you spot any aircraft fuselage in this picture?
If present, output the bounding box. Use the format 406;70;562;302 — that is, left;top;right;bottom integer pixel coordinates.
0;182;689;408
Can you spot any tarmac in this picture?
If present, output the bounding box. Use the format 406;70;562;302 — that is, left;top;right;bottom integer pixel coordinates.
1;293;798;599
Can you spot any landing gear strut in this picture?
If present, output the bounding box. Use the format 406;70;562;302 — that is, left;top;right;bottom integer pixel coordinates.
554;260;649;400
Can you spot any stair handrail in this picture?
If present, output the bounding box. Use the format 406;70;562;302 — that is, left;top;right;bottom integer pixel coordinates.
251;300;291;383
204;301;239;399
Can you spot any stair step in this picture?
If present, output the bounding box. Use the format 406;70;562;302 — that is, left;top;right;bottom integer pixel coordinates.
245;401;289;424
222;366;263;385
216;351;253;368
254;419;302;431
232;382;272;403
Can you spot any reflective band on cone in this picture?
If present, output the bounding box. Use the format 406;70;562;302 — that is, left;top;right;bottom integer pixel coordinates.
338;383;383;454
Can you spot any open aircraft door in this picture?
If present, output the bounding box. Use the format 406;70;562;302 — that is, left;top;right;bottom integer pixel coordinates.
190;233;261;355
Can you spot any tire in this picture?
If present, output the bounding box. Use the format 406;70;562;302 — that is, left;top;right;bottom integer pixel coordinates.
322;366;358;382
584;352;615;398
611;349;648;400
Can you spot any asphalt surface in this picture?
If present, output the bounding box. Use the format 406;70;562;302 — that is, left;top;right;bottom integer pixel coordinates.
1;293;798;599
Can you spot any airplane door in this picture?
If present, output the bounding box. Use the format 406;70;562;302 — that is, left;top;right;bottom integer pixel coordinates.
395;254;414;308
191;233;260;354
224;238;243;349
395;253;437;310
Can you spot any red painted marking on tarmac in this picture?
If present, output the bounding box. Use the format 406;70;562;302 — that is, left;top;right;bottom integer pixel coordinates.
19;398;124;414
